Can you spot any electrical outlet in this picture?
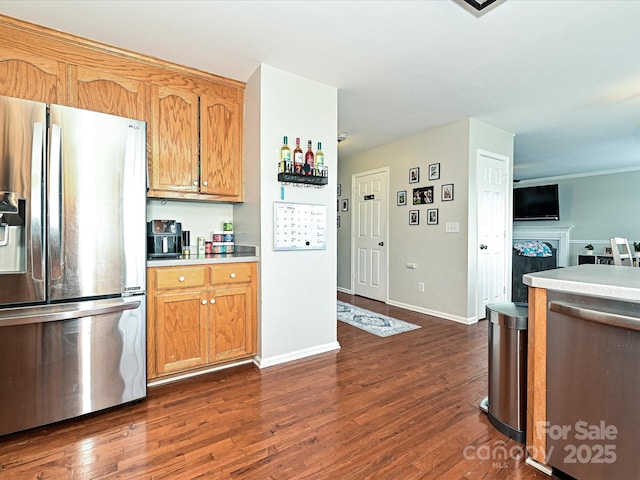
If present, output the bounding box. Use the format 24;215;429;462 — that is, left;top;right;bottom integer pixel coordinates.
418;282;425;292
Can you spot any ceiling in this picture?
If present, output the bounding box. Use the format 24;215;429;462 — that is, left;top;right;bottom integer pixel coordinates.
2;0;640;181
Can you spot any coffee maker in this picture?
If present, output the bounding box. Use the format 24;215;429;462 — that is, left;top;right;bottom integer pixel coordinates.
147;220;182;258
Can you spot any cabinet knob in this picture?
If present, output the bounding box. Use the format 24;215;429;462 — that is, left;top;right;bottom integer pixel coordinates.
210;299;216;304
230;273;236;278
201;299;207;305
179;276;185;282
203;181;209;186
193;181;198;186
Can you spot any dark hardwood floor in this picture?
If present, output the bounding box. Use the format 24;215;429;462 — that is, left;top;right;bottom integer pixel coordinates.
0;293;547;479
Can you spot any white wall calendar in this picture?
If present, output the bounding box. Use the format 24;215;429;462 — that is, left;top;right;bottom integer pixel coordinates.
274;202;327;251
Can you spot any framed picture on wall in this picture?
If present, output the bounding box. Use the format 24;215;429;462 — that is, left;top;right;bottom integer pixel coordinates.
427;208;439;225
337;184;342;196
409;210;419;225
337;216;341;228
341;199;349;211
397;190;407;206
409;167;420;184
428;163;440;180
412;186;434;205
441;183;454;201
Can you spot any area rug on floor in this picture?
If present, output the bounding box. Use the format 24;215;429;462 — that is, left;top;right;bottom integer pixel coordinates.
337;301;421;337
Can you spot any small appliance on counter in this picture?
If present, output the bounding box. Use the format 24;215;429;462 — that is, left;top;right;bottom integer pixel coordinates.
147;220;182;258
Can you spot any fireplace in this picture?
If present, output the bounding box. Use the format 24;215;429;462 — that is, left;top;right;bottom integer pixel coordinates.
512;225;573;267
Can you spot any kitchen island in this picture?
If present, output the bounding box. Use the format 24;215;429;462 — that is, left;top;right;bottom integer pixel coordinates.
523;264;640;478
146;245;259;385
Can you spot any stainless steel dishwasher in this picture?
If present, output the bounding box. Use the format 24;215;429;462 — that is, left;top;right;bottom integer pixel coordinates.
546;291;640;479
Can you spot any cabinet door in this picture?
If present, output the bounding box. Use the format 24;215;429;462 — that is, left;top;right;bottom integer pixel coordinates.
0;55;65;104
200;89;243;199
155;290;208;374
67;65;146;120
149;85;199;194
209;284;253;361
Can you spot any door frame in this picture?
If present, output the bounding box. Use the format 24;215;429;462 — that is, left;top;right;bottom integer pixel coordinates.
350;167;390;302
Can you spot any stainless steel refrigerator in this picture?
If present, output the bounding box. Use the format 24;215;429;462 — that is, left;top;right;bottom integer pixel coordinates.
0;95;147;436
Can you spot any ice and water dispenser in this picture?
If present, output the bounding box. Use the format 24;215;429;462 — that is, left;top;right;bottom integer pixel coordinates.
0;192;26;273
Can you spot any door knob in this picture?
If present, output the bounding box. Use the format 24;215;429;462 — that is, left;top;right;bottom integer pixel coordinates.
378;242;384;246
480;244;488;250
201;299;207;305
210;299;216;304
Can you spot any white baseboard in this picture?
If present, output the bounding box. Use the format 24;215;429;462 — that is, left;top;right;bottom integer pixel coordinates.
337;286;352;294
386;299;477;325
254;341;341;369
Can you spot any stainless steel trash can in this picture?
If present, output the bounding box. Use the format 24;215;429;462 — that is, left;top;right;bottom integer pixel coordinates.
486;302;528;443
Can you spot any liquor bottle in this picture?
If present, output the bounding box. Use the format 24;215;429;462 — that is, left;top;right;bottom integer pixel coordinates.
293;137;304;174
315;141;324;176
305;140;314;175
280;136;291;173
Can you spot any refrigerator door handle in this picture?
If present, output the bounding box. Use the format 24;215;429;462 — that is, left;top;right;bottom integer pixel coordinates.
0;297;141;327
49;123;62;280
549;301;640;332
31;122;45;281
0;224;8;246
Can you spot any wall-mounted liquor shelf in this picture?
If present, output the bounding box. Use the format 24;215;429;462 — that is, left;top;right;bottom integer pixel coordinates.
277;172;328;186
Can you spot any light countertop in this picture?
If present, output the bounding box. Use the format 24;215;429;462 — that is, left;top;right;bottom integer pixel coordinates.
146;245;259;267
523;264;640;302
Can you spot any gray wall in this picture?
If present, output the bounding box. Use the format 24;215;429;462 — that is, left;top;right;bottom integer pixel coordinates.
516;170;640;263
337;118;513;323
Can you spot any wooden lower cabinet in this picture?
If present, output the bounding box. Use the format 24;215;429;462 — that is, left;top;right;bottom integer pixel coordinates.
147;262;257;381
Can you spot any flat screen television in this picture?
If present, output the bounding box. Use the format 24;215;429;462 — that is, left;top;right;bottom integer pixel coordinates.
513;184;559;221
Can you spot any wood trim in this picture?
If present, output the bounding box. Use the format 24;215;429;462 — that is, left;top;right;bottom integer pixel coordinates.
527;286;548;464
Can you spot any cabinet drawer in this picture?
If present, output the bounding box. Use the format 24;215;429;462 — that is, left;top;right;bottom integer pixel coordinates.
153;267;207;290
210;263;253;285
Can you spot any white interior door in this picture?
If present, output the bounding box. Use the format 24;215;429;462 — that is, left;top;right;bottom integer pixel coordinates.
477;152;509;319
353;169;388;302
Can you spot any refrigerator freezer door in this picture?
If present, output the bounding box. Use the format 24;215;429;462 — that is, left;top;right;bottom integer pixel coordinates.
48;105;146;301
0;96;46;306
0;295;146;436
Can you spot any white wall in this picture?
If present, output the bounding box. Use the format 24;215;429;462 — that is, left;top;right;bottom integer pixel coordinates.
146;199;233;246
338;118;513;323
467;119;515;317
515;169;640;263
236;64;339;367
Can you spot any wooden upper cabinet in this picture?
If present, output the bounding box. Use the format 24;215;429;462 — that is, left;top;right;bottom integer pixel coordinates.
200;90;243;199
67;65;146;120
150;84;200;194
0;55;65;104
0;15;245;203
148;80;245;202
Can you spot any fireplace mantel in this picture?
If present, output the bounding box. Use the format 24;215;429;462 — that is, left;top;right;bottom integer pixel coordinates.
512;225;573;267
